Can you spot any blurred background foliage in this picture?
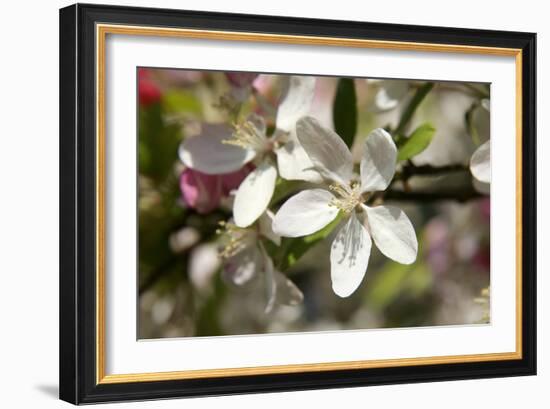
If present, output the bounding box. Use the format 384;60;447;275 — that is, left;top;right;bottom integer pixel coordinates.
137;68;490;339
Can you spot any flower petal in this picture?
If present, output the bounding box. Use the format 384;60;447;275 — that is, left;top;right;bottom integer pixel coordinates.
272;189;339;237
360;128;397;192
296;116;353;185
258;210;281;246
274;272;303;307
364;204;418;264
374;80;409;111
263;251;277;313
233;160;277;228
470;140;491;183
330;213;372;297
222;245;262;286
262;246;303;313
179;124;256;174
275;137;323;183
276;76;316;133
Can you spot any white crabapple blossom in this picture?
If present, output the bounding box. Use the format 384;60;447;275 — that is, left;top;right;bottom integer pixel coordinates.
470;99;490;191
218;211;303;313
272;117;418;297
179;76;322;228
470;140;490;184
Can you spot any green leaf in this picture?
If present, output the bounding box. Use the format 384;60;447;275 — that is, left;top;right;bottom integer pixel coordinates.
269;178;304;207
139;102;182;183
332;78;357;148
397;122;436;161
277;214;342;271
366;261;432;311
162;89;202;115
394;82;434;136
366;262;410;310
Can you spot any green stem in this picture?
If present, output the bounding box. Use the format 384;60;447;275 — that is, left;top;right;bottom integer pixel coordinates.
465;102;481;145
394;82;434;136
463;83;490;99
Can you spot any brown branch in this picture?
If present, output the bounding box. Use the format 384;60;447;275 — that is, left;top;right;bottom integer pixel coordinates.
381;163;484;203
383;187;483;203
394;163;469;182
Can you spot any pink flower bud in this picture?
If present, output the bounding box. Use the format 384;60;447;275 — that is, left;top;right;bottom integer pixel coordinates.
179;167;251;214
179;169;222;214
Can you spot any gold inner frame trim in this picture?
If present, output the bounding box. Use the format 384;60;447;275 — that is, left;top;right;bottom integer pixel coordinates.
95;23;523;385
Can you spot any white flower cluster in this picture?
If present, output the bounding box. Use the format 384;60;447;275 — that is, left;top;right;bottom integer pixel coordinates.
179;75;489;311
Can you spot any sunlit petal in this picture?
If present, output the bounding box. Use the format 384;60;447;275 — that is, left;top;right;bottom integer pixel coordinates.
360;128;397;192
330;212;372;297
296;116;353;185
233;160;277;228
364;204;418;264
276;76;316;133
275;135;323;183
272;189;339;237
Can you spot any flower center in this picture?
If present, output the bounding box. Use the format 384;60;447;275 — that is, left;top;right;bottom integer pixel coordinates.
328;182;363;214
216;220;253;259
222;120;270;152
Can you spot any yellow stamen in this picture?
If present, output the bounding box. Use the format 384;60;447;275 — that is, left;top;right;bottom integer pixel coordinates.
216;220;251;259
328;182;362;214
222;120;267;151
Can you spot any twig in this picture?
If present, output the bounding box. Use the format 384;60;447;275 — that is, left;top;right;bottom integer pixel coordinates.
383;187;483;203
394;163;469;182
382;162;483;203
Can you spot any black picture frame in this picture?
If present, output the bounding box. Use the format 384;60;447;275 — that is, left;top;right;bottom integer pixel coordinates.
59;3;536;404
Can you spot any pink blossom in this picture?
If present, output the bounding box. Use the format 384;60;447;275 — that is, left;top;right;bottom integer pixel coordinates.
225;72;259;88
179;167;250;214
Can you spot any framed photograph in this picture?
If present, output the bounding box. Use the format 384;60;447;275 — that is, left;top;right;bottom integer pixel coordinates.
59;3;536;404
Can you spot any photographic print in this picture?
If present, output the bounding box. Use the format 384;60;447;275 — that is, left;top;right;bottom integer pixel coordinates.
60;5;535;403
137;69;491;339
